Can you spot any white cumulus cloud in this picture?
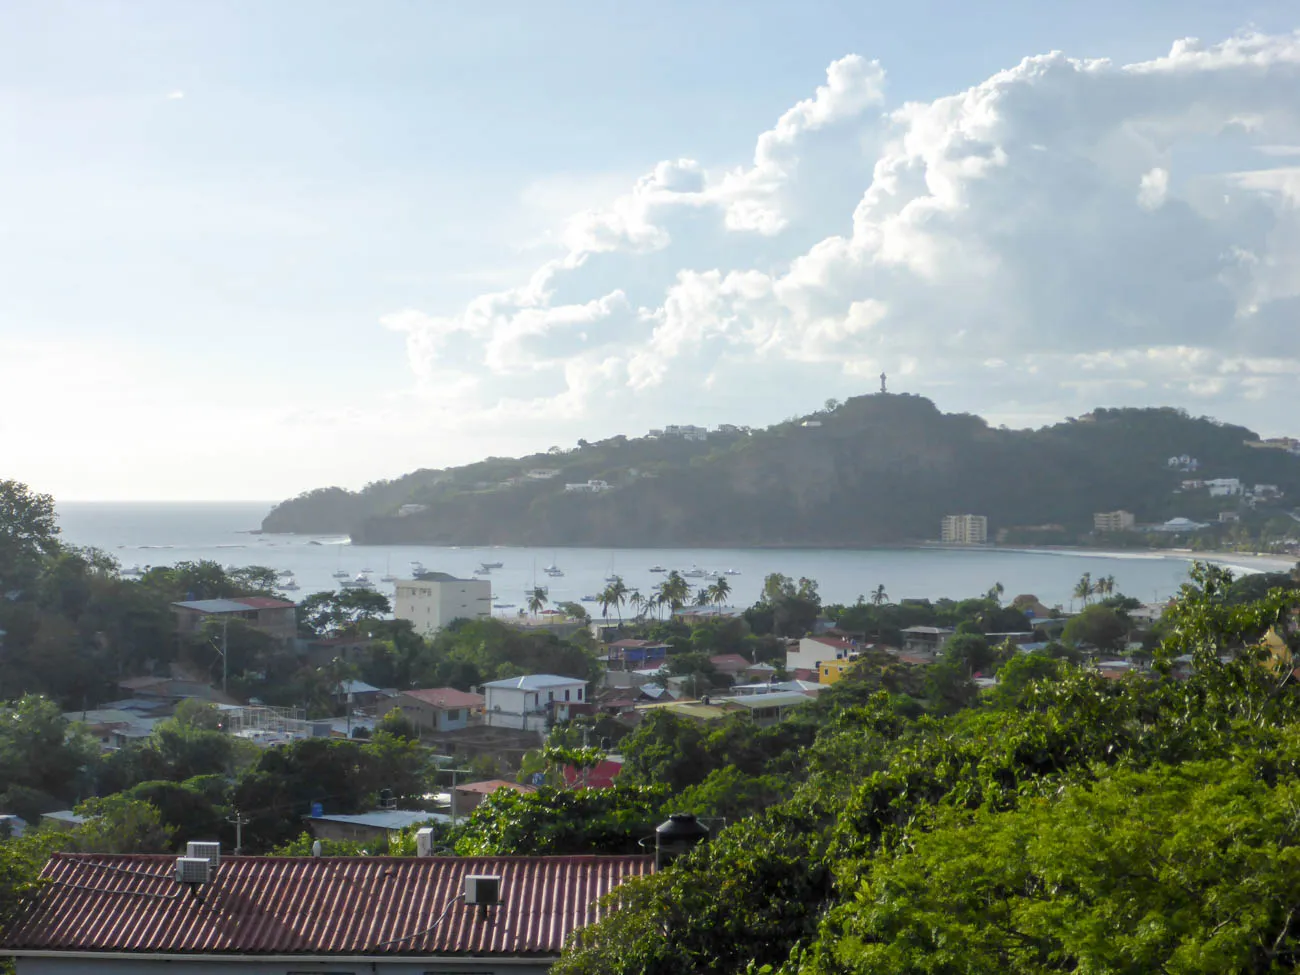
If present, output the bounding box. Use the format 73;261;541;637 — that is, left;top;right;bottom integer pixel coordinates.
383;31;1300;439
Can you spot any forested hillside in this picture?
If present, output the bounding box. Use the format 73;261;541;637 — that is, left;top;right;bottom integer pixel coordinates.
262;394;1300;547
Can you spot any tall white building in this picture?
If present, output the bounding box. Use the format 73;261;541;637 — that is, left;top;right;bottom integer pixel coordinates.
393;573;491;636
941;514;988;545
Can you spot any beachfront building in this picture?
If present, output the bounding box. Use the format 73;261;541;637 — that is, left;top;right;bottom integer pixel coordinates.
394;573;491;636
1093;510;1136;533
941;514;988;545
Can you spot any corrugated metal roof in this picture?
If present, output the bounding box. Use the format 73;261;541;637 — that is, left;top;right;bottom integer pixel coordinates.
305;810;451;830
5;854;652;957
401;687;485;709
172;598;254;613
481;674;587;690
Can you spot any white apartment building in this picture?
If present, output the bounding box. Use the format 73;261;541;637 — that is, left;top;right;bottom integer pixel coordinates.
1093;510;1136;532
482;674;588;732
941;514;988;545
1205;478;1243;497
393;573;491;636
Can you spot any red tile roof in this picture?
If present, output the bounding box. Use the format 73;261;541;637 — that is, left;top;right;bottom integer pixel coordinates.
4;853;651;957
401;687;485;710
709;653;751;671
234;596;297;610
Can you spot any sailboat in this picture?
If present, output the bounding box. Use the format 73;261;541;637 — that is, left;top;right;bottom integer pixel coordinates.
604;553;619;584
380;556;397;583
544;554;564;578
332;544;349;580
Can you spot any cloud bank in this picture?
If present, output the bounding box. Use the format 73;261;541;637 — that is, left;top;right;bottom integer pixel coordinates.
385;33;1300;439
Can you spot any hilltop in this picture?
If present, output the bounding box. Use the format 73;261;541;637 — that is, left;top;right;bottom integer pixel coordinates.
261;394;1300;548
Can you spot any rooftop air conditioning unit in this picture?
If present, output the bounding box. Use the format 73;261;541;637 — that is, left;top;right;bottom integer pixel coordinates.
464;874;501;906
186;841;221;868
415;826;435;858
175;857;212;885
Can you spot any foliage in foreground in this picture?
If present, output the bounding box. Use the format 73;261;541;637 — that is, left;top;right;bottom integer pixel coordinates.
555;567;1300;975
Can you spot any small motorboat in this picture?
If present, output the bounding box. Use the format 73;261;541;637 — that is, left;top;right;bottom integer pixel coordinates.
580;594;598;603
724;568;741;576
332;569;350;580
648;564;666;573
481;561;504;570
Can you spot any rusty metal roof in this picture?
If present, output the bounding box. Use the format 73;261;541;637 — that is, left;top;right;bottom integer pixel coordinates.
4;853;652;957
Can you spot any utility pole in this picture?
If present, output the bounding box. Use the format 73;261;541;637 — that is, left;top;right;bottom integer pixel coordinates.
221;616;229;696
442;767;472;827
227;808;250;855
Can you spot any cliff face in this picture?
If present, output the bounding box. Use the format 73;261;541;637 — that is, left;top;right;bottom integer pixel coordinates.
261;394;1300;546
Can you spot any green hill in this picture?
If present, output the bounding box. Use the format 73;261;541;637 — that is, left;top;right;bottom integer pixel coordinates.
260;394;1300;547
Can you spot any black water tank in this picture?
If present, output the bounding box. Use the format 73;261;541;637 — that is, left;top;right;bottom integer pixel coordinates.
654;813;709;869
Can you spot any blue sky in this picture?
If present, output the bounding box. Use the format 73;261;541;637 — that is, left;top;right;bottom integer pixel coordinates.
3;2;1300;499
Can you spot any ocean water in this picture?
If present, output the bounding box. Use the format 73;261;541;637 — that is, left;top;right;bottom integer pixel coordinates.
51;502;1276;613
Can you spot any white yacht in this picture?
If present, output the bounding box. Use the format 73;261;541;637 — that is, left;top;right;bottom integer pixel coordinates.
281;577;300;592
681;566;707;578
345;571;376;590
121;564;144;578
724;568;742;576
544;563;564;578
410;560;427;577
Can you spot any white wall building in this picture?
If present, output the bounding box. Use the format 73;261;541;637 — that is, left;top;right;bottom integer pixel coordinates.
941;514;988;544
563;479;611;493
482;674;588;732
1205;478;1243;497
393;573;491;636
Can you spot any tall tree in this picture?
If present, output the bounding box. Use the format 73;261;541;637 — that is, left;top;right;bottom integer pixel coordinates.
871;584;889;607
0;480;59;590
1073;572;1095;607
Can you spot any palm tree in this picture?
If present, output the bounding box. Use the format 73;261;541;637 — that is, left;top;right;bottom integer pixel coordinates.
712;576;731;607
1096;574;1116;598
629;589;646;620
608;576;628;622
527;586;548;616
694;588;710;607
1073;572;1094;607
597;584;616;622
987;581;1004;605
664;570;690;610
871;584;889;607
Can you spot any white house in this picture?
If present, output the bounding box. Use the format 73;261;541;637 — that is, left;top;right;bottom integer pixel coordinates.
1205;478;1243;497
482;674;588;732
788;635;858;673
563;480;612;493
525;468;561;479
393;573;491;636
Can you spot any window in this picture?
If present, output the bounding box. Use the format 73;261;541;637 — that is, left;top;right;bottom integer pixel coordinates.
445;709;461;722
548;691;554;702
564;689;570;701
577;687;583;700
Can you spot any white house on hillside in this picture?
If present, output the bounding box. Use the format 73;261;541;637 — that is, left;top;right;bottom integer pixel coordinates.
482;674;588;732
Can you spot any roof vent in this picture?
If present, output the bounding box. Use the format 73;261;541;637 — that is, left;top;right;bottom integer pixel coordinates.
185;841;220;869
464;874;501;906
175;857;212;885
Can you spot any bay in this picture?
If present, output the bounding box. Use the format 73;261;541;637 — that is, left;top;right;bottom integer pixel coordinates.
54;502;1286;614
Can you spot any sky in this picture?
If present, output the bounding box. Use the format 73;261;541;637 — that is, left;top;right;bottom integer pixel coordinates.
3;1;1300;501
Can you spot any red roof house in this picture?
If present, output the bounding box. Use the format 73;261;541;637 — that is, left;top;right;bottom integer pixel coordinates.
3;853;651;965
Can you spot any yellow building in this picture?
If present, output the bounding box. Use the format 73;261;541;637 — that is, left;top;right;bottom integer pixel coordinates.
819;658;859;685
